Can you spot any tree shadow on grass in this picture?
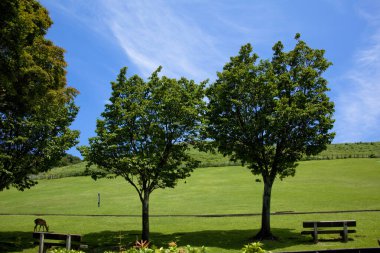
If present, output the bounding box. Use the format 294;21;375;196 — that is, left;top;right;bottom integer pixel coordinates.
83;227;306;252
0;229;333;252
0;231;36;253
265;232;358;252
262;228;315;251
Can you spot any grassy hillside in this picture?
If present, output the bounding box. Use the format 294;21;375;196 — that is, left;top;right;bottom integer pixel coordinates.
0;159;379;252
33;142;380;180
190;141;380;162
313;141;380;159
3;159;380;215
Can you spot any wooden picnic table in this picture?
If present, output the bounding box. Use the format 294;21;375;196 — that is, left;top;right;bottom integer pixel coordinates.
301;220;356;243
33;232;82;253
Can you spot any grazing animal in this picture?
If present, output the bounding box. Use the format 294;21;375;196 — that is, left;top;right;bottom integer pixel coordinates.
34;218;49;232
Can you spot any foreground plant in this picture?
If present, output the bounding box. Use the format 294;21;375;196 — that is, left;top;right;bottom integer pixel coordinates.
48;249;84;253
135;240;151;249
104;241;206;253
241;242;270;253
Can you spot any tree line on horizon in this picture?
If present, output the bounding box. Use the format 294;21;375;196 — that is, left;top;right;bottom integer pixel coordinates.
1;0;335;242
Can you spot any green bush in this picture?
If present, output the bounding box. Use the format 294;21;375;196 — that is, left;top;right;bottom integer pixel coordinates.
241;242;270;253
104;249;154;253
48;249;85;253
104;241;206;253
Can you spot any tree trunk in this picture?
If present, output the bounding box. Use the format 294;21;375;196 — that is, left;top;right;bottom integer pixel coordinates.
141;192;150;241
254;177;276;240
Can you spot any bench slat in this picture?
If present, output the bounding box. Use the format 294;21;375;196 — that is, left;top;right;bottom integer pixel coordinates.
301;229;356;235
303;220;356;228
43;242;66;247
33;232;81;241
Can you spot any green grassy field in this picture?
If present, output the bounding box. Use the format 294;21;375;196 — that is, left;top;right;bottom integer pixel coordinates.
0;159;379;252
313;142;380;159
33;142;380;180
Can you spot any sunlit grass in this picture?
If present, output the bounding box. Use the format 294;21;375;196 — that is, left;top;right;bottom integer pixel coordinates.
0;158;379;252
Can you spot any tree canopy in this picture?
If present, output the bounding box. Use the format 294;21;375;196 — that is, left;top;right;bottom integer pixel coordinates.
205;34;335;239
0;0;79;191
79;66;206;241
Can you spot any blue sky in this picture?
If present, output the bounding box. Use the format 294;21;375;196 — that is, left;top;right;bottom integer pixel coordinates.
39;0;380;157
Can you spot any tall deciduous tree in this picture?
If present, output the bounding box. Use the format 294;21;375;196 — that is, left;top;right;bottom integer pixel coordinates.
0;0;79;191
79;67;206;241
205;34;335;240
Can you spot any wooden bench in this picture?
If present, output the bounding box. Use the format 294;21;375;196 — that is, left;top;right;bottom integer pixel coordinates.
33;232;82;253
301;220;356;243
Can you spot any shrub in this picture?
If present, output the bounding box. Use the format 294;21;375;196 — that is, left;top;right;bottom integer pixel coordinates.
48;249;85;253
104;241;206;253
241;242;270;253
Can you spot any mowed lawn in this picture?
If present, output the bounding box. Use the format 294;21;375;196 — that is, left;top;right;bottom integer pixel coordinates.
0;159;379;252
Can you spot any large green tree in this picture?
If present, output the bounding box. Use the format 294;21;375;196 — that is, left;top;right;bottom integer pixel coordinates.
205;34;335;240
79;67;206;241
0;0;79;191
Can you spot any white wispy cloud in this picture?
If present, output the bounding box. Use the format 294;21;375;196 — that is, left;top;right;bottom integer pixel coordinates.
89;1;286;82
45;0;287;82
334;4;380;142
97;0;223;82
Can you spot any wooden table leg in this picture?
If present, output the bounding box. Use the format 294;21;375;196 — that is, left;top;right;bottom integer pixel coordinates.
313;223;318;243
66;234;72;249
38;233;45;253
343;222;348;242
